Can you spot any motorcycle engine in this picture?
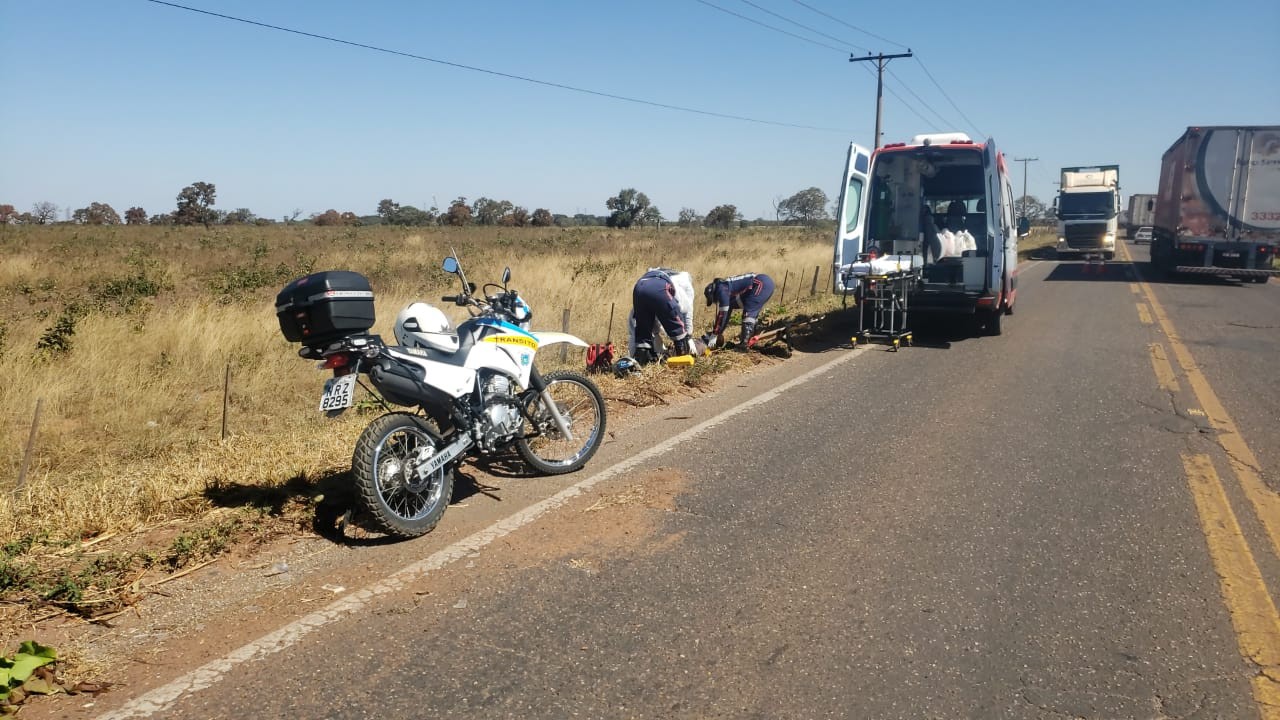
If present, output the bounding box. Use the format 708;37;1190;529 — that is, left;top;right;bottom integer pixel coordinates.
478;373;522;450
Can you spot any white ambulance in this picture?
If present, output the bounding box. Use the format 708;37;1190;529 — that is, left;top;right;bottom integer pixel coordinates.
832;133;1026;335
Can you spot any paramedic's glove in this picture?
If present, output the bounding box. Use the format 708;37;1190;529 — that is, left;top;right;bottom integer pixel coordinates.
701;333;719;350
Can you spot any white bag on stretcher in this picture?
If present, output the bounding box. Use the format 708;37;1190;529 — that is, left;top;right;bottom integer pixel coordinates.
844;254;923;277
627;269;696;352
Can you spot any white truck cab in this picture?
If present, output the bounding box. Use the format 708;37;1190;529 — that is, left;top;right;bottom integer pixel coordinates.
832;133;1025;334
1053;166;1120;259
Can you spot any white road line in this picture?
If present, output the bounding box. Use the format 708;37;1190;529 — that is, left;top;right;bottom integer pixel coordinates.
97;346;866;720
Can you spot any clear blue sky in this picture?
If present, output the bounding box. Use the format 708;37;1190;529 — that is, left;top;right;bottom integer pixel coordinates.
2;0;1277;222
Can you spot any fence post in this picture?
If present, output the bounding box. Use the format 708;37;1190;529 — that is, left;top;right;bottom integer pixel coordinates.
16;398;43;496
560;308;571;362
221;363;231;440
810;265;819;296
780;270;790;305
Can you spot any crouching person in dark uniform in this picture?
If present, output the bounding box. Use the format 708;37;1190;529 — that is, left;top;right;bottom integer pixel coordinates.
703;272;775;350
632;268;693;365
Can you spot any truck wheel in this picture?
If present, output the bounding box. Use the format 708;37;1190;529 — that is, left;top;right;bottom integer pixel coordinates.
1104;252;1115;261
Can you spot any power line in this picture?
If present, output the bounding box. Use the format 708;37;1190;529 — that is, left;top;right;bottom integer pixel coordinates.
856;66;937;133
693;0;847;53
887;68;953;129
788;0;910;50
779;0;984;139
735;0;869;53
142;0;843;132
851;51;914;148
696;0;949;133
737;0;978;140
913;56;985;138
753;1;960;135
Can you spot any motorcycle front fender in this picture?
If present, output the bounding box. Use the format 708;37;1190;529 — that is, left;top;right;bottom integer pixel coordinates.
533;331;588;348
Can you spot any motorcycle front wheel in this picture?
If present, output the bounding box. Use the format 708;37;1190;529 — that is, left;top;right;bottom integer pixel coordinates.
516;371;606;475
352;413;454;538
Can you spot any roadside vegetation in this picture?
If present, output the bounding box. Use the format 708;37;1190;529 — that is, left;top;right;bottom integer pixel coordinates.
0;222;838;618
1017;226;1058;260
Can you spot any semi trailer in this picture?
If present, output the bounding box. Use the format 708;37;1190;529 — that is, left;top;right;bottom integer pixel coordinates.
1150;126;1280;282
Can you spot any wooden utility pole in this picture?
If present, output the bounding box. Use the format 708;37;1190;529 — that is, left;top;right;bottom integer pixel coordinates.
1014;157;1039;219
849;51;913;148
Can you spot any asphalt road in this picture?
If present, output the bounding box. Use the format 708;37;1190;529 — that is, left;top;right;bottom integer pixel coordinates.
99;247;1280;719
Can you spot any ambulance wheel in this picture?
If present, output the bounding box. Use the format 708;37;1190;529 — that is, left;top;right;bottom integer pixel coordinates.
985;308;1004;336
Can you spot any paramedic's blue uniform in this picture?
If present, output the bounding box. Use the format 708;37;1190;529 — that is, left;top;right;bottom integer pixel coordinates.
709;273;774;336
632;269;689;356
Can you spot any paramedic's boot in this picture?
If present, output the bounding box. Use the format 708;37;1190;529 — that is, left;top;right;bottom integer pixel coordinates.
736;320;758;351
634;344;657;366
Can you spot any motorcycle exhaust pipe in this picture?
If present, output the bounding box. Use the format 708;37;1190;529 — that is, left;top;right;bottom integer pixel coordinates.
416;433;473;479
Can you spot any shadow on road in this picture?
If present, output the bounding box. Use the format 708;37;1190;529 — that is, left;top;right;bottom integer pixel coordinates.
1023;246;1057;261
1046;245;1269;288
1043;260;1137;283
787;305;998;351
468;450;535;480
203;461;497;547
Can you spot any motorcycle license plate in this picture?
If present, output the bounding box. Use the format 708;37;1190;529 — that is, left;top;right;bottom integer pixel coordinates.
1223;252;1240;258
319;374;358;412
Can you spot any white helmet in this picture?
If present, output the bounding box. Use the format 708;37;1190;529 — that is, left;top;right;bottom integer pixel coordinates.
394;302;459;353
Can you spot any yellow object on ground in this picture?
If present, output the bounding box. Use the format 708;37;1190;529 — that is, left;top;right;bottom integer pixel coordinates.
665;355;695;367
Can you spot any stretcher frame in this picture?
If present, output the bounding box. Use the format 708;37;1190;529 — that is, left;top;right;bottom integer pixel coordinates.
848;268;917;351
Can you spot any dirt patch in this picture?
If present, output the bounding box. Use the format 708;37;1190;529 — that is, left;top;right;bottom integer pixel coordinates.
505;467;688;567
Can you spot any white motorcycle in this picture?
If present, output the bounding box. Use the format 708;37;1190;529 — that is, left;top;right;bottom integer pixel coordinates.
290;256;606;538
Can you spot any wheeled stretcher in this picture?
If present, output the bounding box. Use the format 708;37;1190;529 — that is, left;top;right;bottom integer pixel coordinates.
840;254;921;351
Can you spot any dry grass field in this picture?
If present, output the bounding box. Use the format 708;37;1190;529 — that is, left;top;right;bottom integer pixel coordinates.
1017;226;1057;259
0;223;836;598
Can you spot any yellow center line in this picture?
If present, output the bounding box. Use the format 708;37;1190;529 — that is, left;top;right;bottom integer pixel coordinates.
1120;240;1280;562
1181;453;1280;717
1136;303;1153;325
1147;343;1180;393
1130;282;1142;295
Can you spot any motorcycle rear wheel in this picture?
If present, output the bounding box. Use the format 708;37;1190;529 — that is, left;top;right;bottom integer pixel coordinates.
352;412;454;538
516;371;606;475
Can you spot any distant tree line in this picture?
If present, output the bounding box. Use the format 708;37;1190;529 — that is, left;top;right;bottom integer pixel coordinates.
2;183;837;229
1017;195;1054;224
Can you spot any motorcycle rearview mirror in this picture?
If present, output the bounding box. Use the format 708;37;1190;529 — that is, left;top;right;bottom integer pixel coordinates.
502;267;511;285
1016;217;1031;238
442;257;459;274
